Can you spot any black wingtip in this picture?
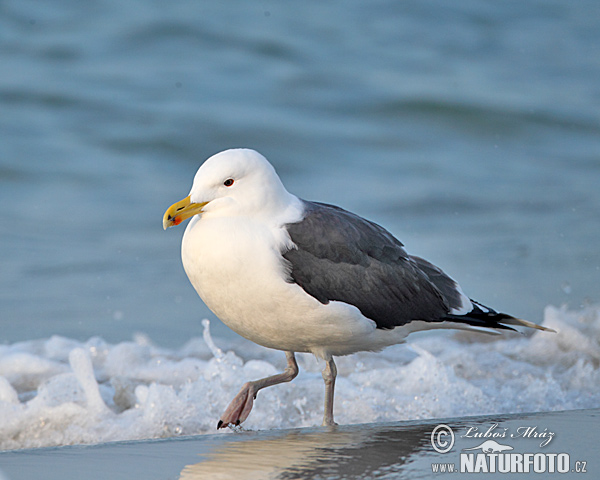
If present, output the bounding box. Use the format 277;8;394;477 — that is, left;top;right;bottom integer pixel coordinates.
444;300;555;333
217;420;223;430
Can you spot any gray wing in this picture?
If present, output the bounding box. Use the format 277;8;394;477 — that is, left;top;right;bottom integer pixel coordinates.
408;255;466;313
282;200;451;329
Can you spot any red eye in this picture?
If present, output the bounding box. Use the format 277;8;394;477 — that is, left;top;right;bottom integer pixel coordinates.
223;178;234;187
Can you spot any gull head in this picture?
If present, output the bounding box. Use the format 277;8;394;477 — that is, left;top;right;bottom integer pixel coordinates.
163;148;292;229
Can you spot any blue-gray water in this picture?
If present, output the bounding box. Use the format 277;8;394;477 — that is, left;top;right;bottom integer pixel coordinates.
1;0;599;347
1;409;598;479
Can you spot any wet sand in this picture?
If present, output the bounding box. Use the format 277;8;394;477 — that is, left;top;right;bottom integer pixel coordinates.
1;408;597;479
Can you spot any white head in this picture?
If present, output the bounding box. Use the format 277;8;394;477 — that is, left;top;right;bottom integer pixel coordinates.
163;149;297;229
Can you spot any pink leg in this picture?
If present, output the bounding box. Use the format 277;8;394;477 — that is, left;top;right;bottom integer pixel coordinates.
217;351;298;429
322;357;338;426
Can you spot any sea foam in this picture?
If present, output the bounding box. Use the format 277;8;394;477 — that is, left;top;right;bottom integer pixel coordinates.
0;305;599;451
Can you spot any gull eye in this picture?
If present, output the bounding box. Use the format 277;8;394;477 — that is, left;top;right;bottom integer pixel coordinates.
223;178;234;187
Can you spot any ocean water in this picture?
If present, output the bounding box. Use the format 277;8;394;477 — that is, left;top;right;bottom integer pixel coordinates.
0;305;599;451
0;409;598;480
1;0;599;451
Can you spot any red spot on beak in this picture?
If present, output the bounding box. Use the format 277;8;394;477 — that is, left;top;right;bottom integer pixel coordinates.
173;216;182;226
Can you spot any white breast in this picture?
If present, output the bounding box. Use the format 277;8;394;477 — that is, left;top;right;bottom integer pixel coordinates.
180;215;380;355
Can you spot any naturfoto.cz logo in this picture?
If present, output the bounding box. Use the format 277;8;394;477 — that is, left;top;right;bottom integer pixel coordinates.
430;423;587;474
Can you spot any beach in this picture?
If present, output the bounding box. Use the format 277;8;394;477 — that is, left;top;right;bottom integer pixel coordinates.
1;408;597;479
1;0;599;477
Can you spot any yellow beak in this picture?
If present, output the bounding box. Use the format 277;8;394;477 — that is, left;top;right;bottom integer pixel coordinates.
163;196;209;230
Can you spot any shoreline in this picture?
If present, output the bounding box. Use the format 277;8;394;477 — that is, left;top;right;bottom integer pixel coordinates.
1;407;597;479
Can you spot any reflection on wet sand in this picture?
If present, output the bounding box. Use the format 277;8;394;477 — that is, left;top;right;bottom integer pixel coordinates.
179;423;431;479
0;409;595;480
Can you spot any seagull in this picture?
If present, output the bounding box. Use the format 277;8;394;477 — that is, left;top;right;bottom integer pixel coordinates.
163;148;553;429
